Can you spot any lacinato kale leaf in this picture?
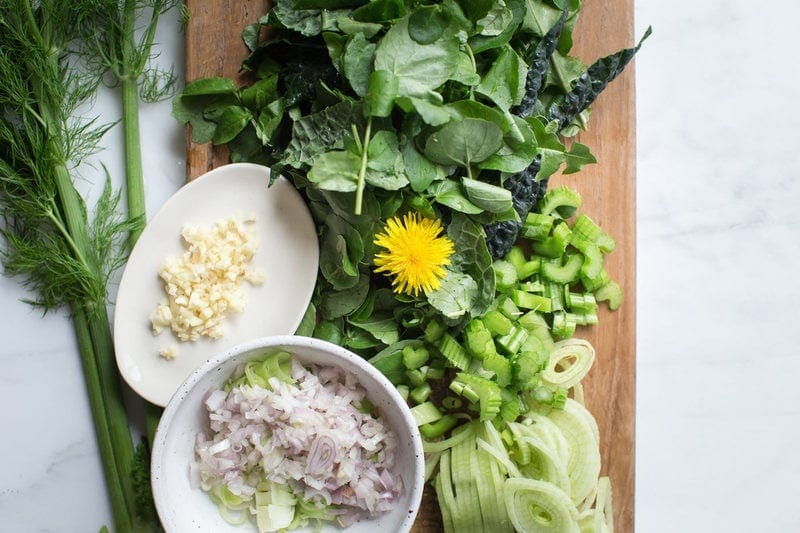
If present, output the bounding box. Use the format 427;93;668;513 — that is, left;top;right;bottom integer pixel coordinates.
549;26;652;131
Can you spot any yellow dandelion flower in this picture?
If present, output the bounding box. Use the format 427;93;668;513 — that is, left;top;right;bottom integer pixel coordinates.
373;212;455;297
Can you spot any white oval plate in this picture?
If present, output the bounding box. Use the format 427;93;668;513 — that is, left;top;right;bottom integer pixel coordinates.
114;163;319;407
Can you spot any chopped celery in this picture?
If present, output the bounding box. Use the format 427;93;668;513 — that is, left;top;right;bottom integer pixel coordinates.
597;232;616;253
511;290;552;312
517;258;541;279
595;280;623;310
483;309;512;336
442;396;463;410
566;292;598;313
396;384;410;401
439;333;471;371
406;368;427;387
579;243;604;280
498;297;522;319
426;366;446;380
410;383;433;404
481;351;512;387
551;311;577;338
542;253;584;284
464;319;497;360
420;414;459;439
512;350;548;389
538;186;582;219
402;345;430;370
531;221;572;258
495;325;529;355
571;213;602;243
450;373;502;421
411;401;444;426
369;340;422;384
504;246;527;271
522;212;555;240
581;267;610;292
519;279;545;293
493;259;518;291
424;319;446;343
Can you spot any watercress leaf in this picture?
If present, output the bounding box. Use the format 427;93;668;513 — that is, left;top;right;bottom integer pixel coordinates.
254;98;285;144
526;116;567;179
181;77;237;96
336;14;383;38
400;131;445;192
364;130;409;190
240;76;279;111
477;2;513;36
450;51;481;86
345;326;384;350
364;70;398;118
408;5;449;44
349;312;400;345
212;106;252;145
476;44;527;111
428;180;484;214
395;96;450;126
445;100;510;132
462;177;513;213
283;100;364;170
456;0;494;22
323;31;347;72
272;0;323;36
295;301;317;336
478;115;537;172
374;17;459;97
294;0;368;8
228;125;268;165
427;268;478;319
173;96;221;144
353;0;407;22
320;273;370;319
423;117;504;166
343;33;377;97
377;189;405;218
546;49;585;93
563;141;597;174
313;319;344;345
521;0;562;36
320;216;363;289
307;150;361;192
242;23;262;53
405;194;437;219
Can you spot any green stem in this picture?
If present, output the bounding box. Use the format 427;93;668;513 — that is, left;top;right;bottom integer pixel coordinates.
87;304;140;525
72;307;133;533
354;117;372;216
121;76;145;246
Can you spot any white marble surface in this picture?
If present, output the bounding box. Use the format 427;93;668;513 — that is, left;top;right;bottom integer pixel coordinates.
2;2;799;532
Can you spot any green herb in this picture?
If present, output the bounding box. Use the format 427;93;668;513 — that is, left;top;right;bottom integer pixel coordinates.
0;2;154;530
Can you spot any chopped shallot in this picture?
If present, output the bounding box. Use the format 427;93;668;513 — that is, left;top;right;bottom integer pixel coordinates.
192;357;402;529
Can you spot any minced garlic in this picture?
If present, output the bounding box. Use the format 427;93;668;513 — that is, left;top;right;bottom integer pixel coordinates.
150;214;264;350
159;344;179;361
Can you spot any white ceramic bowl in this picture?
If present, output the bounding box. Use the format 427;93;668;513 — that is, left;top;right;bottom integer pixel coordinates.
151;335;425;533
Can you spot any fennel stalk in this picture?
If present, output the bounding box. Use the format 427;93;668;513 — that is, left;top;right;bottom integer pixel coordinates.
0;1;153;531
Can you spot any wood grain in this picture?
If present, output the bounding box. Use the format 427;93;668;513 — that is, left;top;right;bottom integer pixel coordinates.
183;1;637;530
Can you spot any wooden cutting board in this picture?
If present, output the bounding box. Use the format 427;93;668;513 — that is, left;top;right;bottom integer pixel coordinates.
183;1;636;531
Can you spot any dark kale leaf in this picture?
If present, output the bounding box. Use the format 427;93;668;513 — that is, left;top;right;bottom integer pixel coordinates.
549;26;652;131
511;4;568;118
483;156;549;259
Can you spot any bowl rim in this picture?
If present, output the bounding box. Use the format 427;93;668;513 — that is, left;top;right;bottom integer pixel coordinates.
151;334;426;532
